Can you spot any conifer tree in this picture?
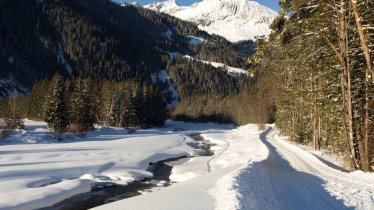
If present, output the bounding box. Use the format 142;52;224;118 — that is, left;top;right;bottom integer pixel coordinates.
100;81;117;126
254;0;373;171
5;93;24;130
119;87;138;128
69;78;94;132
44;73;68;132
26;80;50;120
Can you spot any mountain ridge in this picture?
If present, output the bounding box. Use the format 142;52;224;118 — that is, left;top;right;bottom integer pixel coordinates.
0;0;247;98
144;0;278;42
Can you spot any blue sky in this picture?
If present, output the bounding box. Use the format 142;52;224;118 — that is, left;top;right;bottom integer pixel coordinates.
118;0;281;12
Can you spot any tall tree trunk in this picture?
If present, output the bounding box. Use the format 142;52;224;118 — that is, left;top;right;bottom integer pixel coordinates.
350;0;374;83
318;116;321;151
350;0;372;172
338;0;361;169
363;68;371;171
313;74;320;150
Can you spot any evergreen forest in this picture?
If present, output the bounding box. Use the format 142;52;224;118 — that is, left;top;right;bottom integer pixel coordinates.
249;0;373;171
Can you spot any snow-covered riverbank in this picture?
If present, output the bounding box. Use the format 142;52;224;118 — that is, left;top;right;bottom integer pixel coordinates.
0;120;233;210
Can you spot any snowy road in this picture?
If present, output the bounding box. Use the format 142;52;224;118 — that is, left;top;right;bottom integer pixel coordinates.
260;127;374;209
97;125;374;210
236;128;349;209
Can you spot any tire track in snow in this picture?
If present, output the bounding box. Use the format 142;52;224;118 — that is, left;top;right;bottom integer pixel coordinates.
206;133;232;173
234;127;352;209
263;127;374;209
270;128;374;190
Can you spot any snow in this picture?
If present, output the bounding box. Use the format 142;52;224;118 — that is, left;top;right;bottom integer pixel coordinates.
0;80;16;98
125;1;139;6
144;0;186;14
167;51;182;59
2;120;373;210
0;75;27;98
168;52;248;77
94;124;374;210
145;0;278;42
1;179;91;210
270;127;374;209
1;119;220;210
57;43;74;77
187;36;205;45
163;29;173;40
293;140;347;171
151;70;179;109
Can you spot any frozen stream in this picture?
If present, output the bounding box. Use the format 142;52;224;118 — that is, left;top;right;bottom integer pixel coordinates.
39;134;215;210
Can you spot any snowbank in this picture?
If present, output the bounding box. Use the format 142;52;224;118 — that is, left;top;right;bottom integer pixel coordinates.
93;124;263;210
1;179;91;210
1;120;227;210
94;124;374;210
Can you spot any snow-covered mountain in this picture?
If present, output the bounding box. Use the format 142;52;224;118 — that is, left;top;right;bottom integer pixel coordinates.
144;0;278;42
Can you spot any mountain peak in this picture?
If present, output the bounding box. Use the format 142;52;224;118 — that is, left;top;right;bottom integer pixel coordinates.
145;0;278;42
144;0;181;13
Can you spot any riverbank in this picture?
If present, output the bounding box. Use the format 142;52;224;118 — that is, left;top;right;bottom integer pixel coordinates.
0;120;233;210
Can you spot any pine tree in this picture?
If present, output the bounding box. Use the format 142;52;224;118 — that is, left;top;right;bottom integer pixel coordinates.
255;0;373;171
5;93;24;130
26;79;50;120
119;86;138;128
44;73;68;132
100;81;117;126
69;78;94;133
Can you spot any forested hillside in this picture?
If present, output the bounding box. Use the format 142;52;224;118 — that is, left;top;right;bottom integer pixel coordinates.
1;0;260;130
251;0;373;171
0;0;246;97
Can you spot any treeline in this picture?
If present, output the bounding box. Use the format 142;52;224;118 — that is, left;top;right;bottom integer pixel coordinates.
167;57;251;99
192;36;248;68
252;0;373;171
166;55;275;126
0;74;167;133
169;71;275;125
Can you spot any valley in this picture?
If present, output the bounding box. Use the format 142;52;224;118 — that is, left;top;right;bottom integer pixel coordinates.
0;0;373;209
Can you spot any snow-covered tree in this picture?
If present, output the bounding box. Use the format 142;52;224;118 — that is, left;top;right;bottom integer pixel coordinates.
257;0;373;171
44;73;68;132
69;78;94;133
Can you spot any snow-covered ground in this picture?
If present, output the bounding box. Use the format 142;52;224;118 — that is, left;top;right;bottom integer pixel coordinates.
0;75;27;98
151;70;179;109
1;121;373;210
0;120;232;210
168;52;248;77
95;125;374;210
187;36;205;45
56;43;74;78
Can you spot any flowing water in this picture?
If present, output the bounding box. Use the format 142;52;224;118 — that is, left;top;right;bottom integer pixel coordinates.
40;133;214;210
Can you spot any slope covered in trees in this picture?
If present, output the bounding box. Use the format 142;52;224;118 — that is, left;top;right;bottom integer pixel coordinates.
251;0;373;171
166;57;251;98
0;0;246;97
0;0;253;131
